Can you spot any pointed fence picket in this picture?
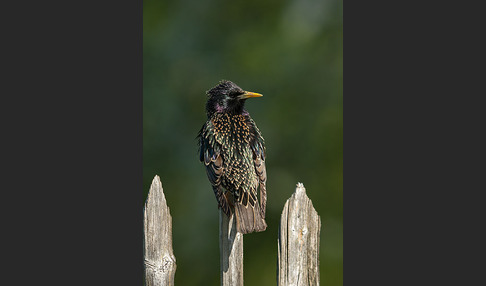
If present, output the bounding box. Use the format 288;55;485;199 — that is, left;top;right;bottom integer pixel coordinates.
143;176;321;286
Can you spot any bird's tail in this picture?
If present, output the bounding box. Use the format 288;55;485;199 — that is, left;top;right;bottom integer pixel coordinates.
234;201;267;234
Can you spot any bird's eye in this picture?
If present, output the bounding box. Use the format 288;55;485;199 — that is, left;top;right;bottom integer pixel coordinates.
229;90;243;98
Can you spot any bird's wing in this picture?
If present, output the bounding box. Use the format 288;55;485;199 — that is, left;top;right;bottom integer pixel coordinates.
198;122;231;216
249;122;267;218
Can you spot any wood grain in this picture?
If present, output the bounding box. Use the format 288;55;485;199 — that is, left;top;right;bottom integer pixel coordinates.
144;176;176;286
278;183;321;286
220;210;244;286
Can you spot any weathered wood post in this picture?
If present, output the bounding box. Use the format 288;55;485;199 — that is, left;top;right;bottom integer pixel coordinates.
278;182;321;286
219;210;244;286
144;175;177;286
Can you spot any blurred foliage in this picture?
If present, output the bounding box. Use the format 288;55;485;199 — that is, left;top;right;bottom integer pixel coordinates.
143;0;342;285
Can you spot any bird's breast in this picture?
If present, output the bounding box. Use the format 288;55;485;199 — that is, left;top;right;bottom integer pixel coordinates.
210;113;251;147
206;113;256;191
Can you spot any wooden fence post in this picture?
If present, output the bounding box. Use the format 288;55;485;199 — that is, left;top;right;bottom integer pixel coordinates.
219;210;244;286
142;179;322;286
144;175;177;286
277;182;321;286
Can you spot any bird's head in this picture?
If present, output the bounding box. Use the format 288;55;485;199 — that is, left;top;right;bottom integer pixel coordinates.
205;80;263;116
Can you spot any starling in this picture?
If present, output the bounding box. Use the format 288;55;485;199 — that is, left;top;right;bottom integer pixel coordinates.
197;80;267;234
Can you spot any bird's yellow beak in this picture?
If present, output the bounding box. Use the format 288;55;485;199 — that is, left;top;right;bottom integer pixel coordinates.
240;91;263;99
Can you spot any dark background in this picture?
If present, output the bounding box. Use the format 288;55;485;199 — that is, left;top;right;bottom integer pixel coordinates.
143;0;343;285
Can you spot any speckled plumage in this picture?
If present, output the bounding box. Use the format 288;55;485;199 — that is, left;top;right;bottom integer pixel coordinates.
198;80;267;234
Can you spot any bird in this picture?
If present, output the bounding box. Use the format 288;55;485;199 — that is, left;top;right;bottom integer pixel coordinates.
197;80;267;234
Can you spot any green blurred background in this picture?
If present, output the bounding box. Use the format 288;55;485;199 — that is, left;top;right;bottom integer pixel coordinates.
143;0;342;285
